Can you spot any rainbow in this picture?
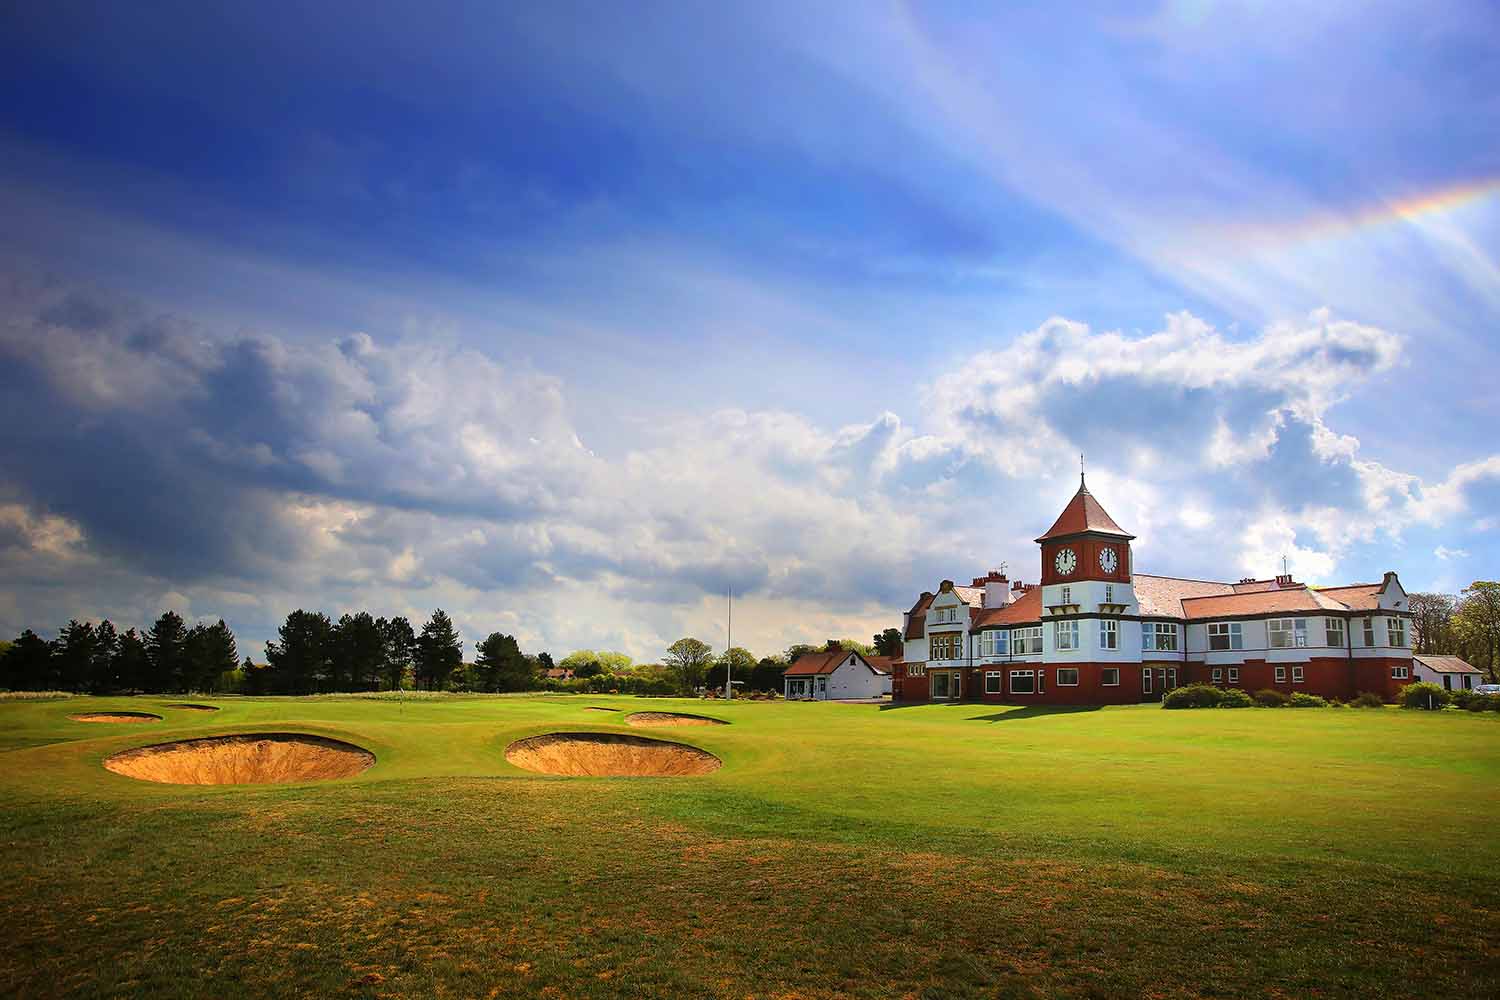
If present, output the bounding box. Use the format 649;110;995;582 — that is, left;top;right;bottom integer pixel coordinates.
1218;176;1500;250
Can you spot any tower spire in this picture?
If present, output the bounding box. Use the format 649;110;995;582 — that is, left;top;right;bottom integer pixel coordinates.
1079;452;1086;491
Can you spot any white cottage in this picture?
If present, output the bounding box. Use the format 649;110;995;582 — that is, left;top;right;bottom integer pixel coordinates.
1412;654;1484;692
783;647;893;700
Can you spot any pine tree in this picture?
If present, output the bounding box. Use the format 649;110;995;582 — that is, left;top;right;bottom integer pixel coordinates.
264;610;333;694
378;616;416;690
53;620;97;692
1;630;55;691
115;629;149;692
474;632;532;692
415;610;463;690
90;619;120;693
145;611;190;693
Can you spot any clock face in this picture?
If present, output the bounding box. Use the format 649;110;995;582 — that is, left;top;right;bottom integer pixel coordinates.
1099;548;1118;574
1054;547;1077;576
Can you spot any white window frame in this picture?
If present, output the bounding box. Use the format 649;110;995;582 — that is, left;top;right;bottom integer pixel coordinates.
1101;667;1120;686
1228;667;1239;684
1212;667;1223;683
1387;617;1407;648
1391;665;1409;680
1101;619;1118;650
1060;586;1072;605
1326;618;1346;649
1146;622;1178;652
994;630;1008;656
1142;668;1152;694
984;671;1002;694
1292;665;1304;684
1363;617;1376;646
1208;622;1243;651
1104;584;1114;604
1275;666;1287;683
1013;627;1042;655
1009;670;1036;695
1055;619;1079;651
1056;667;1079;686
1269;618;1308;649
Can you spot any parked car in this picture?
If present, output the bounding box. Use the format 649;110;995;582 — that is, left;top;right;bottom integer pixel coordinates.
1475;684;1500;696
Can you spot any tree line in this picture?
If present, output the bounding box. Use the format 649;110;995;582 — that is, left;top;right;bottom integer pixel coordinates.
1409;584;1500;680
1;605;907;696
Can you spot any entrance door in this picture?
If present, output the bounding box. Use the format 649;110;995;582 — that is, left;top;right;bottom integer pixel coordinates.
933;672;950;699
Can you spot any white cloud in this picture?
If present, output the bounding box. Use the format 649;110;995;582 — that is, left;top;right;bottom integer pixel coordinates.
1434;546;1470;561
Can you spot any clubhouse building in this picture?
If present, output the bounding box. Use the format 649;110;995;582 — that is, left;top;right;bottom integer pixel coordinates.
892;477;1418;705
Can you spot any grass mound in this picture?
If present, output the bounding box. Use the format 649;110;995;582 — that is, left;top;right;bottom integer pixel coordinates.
504;732;721;777
624;711;728;727
69;712;161;723
103;733;375;785
164;703;220;711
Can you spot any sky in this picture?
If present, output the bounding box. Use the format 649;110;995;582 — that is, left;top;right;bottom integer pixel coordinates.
1;0;1498;663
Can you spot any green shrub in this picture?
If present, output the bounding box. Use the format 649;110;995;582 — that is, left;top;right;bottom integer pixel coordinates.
1218;688;1253;708
1253;688;1289;708
1399;681;1451;710
1163;684;1225;709
1328;697;1345;708
1289;692;1328;708
1350;691;1386;708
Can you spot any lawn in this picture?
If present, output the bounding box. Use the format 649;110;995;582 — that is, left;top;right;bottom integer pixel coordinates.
1;694;1497;998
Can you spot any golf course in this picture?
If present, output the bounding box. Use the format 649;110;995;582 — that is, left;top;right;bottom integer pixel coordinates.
2;694;1497;998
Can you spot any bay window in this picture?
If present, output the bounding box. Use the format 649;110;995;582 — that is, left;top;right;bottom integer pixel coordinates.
1208;622;1243;651
1055;620;1079;651
1269;618;1308;649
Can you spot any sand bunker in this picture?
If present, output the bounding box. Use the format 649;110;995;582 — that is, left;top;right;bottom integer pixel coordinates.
70;712;161;723
164;703;220;711
504;732;721;777
624;711;728;727
583;706;621;712
104;733;375;785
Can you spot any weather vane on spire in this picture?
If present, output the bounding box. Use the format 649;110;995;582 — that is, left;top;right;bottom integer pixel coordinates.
1080;452;1086;488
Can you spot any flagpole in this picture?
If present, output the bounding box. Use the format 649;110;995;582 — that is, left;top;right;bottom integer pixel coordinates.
725;585;733;700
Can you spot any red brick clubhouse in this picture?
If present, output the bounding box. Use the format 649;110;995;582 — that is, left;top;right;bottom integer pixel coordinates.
892;476;1417;705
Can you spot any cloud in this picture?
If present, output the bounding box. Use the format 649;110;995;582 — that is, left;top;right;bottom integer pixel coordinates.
0;276;1495;659
1434;546;1470;561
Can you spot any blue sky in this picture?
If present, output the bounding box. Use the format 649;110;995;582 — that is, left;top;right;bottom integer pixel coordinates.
1;1;1497;660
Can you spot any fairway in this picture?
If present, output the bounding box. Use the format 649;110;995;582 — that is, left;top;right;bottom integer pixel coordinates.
2;696;1498;998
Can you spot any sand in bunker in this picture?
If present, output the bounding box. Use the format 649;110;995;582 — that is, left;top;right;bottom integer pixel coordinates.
505;732;721;777
104;733;375;785
625;711;728;727
70;712;161;723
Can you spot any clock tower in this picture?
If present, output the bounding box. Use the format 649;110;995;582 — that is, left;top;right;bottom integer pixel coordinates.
1036;472;1134;588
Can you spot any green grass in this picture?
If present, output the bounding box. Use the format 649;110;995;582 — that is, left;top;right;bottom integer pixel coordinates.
1;695;1497;998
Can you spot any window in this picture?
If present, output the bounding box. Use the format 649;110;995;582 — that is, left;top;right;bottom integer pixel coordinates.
1275;666;1286;682
1142;668;1152;694
1391;665;1409;680
930;633;961;660
1105;584;1114;604
1387;617;1407;648
1326;618;1346;648
1010;670;1036;694
1060;586;1071;605
1208;622;1243;651
1057;668;1079;686
1013;627;1043;655
1363;617;1375;646
980;632;992;657
1269;618;1308;649
985;671;1002;694
1228;667;1239;684
1292;666;1304;684
1101;668;1119;686
993;630;1008;656
1143;622;1178;652
1212;667;1223;683
1464;675;1474;690
908;663;925;677
932;672;950;698
1055;620;1079;651
1101;619;1118;650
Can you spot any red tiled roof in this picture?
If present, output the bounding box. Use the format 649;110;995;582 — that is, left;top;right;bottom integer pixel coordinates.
951;585;983;606
1036;479;1133;542
1316;583;1383;610
904;592;934;640
1413;654;1482;675
785;649;890;677
864;655;897;675
1132;574;1235;618
972;587;1043;628
1180;587;1350;620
